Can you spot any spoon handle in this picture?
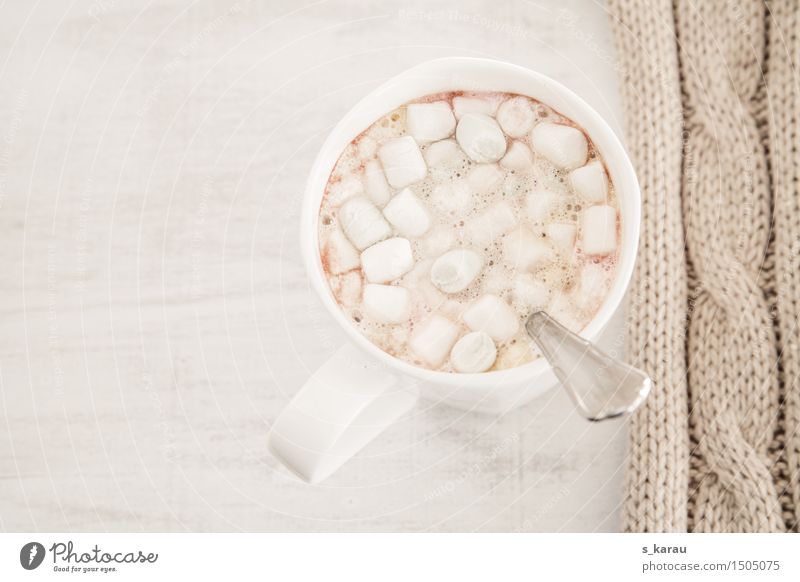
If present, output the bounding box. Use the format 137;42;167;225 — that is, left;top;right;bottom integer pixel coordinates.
525;311;651;421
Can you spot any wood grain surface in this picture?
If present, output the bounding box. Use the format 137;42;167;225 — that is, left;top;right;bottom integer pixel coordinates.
0;0;631;532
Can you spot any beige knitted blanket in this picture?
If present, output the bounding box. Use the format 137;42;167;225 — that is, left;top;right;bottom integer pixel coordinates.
607;0;800;532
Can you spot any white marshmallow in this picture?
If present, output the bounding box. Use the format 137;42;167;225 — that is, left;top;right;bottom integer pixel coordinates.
545;222;577;255
452;96;499;119
418;280;446;311
363;160;392;208
496;97;535;138
572;263;611;311
462;294;520;342
331;271;362;307
440;299;468;320
450;331;497;373
403;259;444;310
525;189;559;224
324;226;361;274
455;113;507;163
500;141;535;172
424;139;466;169
530;122;588;170
431;179;473;215
338;196;392;250
513;274;551;310
362;284;411;323
503;226;554;272
467;164;504;193
406;101;456;143
570;161;608;203
378;136;427;188
430;248;484;293
464;201;517;247
357;136;378;160
420;225;456;257
327;175;364;207
382;188;431;238
409;315;461;368
361;237;414;283
580;205;617;255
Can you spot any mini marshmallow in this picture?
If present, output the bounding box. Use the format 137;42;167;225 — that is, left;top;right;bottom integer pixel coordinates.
450;331;497;373
327;175;364;207
452;96;499;119
467;164;504;193
462;294;520;342
525;189;559;224
503;226;554;272
572;263;611;311
464;201;517;246
403;259;444;310
338;196;392;250
378;136;427;188
361;237;414;283
424;139;466;169
545;222;577;255
456;113;507;163
513;274;551;310
357;136;378;160
420;225;456;257
406;101;456;143
418;279;446;311
382;188;431;238
496;97;535;138
362;284;411;323
331;271;362;307
431;179;473;215
500;141;535;172
440;299;468;320
430;248;484;293
570;161;608;203
530;122;588;170
363;160;392;208
324;226;361;274
580;205;617;255
409;314;461;368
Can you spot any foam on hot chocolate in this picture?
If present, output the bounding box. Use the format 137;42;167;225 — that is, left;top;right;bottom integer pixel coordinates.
318;91;620;373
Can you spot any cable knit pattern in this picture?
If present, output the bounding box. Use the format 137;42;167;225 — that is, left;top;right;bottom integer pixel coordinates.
607;0;799;531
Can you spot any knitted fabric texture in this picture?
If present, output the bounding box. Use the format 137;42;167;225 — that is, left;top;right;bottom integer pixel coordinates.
607;0;799;532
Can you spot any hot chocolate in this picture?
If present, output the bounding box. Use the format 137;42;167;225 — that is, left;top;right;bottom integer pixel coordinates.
318;91;620;373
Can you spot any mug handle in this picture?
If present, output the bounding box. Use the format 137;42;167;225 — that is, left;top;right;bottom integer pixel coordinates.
268;343;419;483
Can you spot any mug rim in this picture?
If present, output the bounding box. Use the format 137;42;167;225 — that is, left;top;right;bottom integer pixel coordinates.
300;57;640;389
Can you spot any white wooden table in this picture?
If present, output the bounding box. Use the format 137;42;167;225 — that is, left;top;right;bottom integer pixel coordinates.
0;0;631;531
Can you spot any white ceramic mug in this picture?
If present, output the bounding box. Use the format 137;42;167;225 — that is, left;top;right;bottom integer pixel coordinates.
268;57;641;484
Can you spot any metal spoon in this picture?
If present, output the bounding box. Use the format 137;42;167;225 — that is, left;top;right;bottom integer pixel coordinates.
525;311;651;421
